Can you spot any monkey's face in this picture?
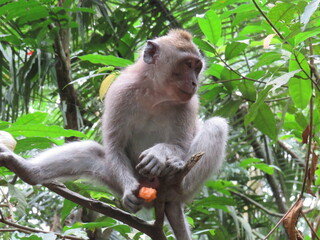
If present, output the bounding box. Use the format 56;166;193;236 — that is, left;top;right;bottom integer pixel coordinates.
169;56;203;102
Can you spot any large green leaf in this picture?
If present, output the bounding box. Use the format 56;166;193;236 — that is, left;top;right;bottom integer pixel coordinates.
79;54;132;67
6;124;85;138
225;42;247;60
14;112;48;125
267;3;296;24
15;137;57;153
244;85;272;126
198;10;221;45
288;78;312;109
253;103;277;140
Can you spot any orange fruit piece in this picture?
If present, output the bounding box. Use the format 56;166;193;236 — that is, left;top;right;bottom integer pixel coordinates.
138;187;157;202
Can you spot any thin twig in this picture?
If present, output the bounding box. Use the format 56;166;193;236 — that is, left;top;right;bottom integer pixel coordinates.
231;191;283;217
301;211;320;240
251;0;286;41
0;210;83;240
263;198;303;240
300;79;314;198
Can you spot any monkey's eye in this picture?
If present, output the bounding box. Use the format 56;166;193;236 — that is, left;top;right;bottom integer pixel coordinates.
185;60;192;68
195;67;202;74
173;72;181;77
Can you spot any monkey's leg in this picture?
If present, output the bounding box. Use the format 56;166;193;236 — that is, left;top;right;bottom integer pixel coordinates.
0;141;144;212
165;202;192;240
0;141;106;185
182;117;228;199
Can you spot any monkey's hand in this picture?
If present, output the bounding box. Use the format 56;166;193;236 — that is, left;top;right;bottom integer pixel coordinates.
136;147;167;177
160;157;185;181
122;188;145;213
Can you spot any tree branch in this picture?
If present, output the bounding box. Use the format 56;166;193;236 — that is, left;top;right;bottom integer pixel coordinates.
0;210;82;240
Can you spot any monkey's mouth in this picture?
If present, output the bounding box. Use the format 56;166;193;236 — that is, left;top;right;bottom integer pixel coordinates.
176;87;195;100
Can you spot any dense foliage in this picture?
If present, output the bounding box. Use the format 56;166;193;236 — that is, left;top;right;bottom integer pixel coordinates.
0;0;319;239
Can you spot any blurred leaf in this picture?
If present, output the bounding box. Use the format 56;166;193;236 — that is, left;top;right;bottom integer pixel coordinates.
193;38;216;53
288;78;312;109
254;163;275;175
301;0;320;29
239;80;256;101
8;184;28;216
79;54;132;67
268;3;296;24
6;124;85;138
15;137;56;153
267;70;301;92
244;85;272;126
14;112;48;125
252;52;282;71
198;10;221;45
205;64;224;79
253;103;277;140
195;195;236;206
225;42;247;60
239;158;262;168
295;29;320;45
215;99;242;118
61;199;78;224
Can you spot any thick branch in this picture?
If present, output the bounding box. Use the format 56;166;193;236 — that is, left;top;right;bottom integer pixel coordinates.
43;182;157;238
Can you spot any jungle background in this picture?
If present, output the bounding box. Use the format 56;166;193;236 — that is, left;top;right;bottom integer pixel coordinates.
0;0;319;239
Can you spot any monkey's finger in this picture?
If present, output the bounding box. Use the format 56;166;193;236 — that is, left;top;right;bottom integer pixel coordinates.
136;154;154;170
148;164;162;176
138;160;158;176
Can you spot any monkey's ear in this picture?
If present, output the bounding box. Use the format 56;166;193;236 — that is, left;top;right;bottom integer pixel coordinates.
143;40;159;64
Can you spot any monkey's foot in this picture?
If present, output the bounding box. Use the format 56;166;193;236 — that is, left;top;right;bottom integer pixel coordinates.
0;144;39;185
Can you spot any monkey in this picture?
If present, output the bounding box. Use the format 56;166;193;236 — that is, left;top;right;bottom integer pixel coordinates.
0;29;228;240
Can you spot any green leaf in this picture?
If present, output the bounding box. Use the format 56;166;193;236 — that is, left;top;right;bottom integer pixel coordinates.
295;29;320;45
193;38;216;53
254;163;275;175
239;80;256;101
268;3;296;24
252;52;282;70
215;100;242;118
288;78;312;109
61;199;78;224
205;64;224;79
239;158;262;168
289;52;310;77
15;137;56;153
253;103;277;140
6;124;85;138
240;158;275;175
8;184;28;216
195;195;236;207
220;68;241;92
244;85;272;126
225;42;247;60
198;10;221;45
14;112;48;125
79;54;132;67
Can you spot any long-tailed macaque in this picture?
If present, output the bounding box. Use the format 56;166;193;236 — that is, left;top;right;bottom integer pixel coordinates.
0;29;228;240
